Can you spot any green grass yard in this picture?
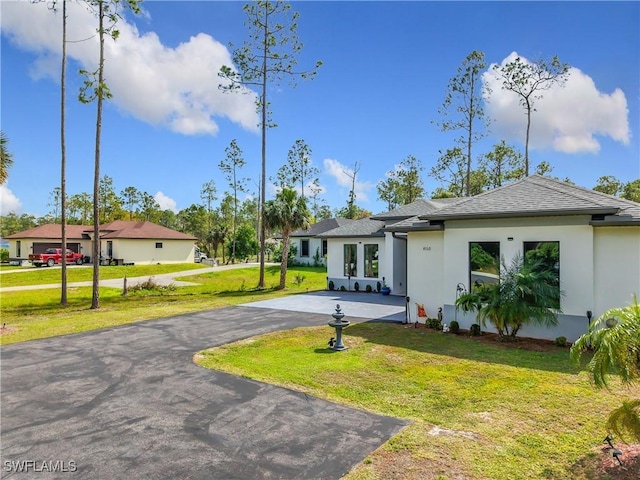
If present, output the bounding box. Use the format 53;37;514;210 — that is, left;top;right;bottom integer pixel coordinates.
0;262;209;287
195;322;640;480
0;265;327;344
2;262;637;478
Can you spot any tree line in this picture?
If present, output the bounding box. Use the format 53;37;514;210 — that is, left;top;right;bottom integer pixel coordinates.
2;3;639;302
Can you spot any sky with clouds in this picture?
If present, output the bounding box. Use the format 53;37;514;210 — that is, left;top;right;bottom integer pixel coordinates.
1;1;638;218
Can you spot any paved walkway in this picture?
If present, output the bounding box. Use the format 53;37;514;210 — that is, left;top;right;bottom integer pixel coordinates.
0;304;408;479
0;262;269;292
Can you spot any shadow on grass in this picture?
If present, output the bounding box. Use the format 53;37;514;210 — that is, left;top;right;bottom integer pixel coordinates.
345;321;581;374
567;445;640;480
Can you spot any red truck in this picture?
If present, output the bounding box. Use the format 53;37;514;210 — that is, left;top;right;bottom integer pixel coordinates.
29;248;84;267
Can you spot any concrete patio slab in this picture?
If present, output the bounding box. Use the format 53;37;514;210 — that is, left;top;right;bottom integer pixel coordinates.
242;290;407;322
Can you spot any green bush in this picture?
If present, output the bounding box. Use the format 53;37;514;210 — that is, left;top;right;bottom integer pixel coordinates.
469;323;481;336
1;248;9;263
449;320;460;334
339;285;346;292
272;243;298;266
426;318;442;330
365;284;373;293
554;336;567;347
328;280;335;291
354;281;360;291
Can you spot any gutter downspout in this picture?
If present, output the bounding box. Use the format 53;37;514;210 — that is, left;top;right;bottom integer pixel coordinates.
392;232;408;323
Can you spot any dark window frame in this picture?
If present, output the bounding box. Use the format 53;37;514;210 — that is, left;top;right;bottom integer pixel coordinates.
344;244;357;277
523;241;561;309
300;239;310;257
155;242;163;249
364;244;379;278
469;241;501;292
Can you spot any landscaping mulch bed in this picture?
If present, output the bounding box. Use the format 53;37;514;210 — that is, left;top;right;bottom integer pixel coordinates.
411;323;568;353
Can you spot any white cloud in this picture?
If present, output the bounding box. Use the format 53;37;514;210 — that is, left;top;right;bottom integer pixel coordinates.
154;191;177;213
1;2;259;135
323;158;373;202
483;52;630;154
0;184;23;215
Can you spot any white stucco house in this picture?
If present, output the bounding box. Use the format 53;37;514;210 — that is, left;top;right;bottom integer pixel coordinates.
289;218;356;266
6;220;198;265
322;175;640;341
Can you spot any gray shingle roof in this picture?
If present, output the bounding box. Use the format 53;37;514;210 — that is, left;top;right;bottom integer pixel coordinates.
419;175;640;221
318;218;385;238
371;198;462;220
290;218;356;237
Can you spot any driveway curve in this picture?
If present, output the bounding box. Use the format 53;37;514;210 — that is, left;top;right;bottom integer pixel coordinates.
0;305;408;479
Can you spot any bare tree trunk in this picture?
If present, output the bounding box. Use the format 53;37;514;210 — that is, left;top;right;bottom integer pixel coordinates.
258;22;268;289
465;70;476;197
60;0;68;305
524;99;531;176
279;231;289;289
91;1;105;310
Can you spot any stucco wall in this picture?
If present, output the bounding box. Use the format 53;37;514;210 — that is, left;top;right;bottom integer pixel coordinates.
593;226;640;316
326;237;386;291
293;237;324;266
406;231;444;321
107;239;195;264
407;216;597;341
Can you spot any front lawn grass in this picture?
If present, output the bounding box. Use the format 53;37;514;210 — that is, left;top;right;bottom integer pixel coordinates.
0;262;209;287
0;265;327;345
195;323;639;480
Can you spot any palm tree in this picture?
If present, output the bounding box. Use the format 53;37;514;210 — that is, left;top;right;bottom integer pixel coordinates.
0;131;14;185
263;187;310;290
456;253;562;339
571;298;640;442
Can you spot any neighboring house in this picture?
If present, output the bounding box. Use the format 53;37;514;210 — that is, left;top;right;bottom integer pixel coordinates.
290;218;356;266
6;221;198;265
323;175;640;342
6;224;93;263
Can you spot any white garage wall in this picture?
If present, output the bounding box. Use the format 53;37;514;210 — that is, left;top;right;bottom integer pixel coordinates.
110;239;195;264
594;226;640;316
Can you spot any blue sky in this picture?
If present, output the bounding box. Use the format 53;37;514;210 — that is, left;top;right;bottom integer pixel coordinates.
1;1;638;218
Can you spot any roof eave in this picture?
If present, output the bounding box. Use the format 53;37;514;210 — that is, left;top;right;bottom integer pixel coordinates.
590;219;640;227
421;207;620;221
385;224;444;232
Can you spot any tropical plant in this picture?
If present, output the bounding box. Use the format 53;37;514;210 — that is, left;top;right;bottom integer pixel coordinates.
455;253;562;339
571;298;640;442
0;131;14;185
263;187;310;289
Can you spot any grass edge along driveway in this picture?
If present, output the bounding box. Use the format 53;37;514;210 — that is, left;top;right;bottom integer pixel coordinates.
195;322;639;480
0;265;328;345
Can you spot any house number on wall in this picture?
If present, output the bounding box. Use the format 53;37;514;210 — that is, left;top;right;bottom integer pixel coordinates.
422;246;431;251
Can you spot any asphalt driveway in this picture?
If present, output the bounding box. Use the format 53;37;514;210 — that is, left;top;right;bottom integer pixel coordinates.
0;303;408;479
